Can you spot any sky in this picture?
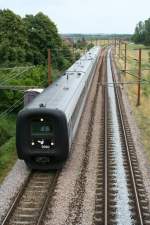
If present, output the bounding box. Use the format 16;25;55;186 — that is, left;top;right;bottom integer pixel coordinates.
0;0;149;34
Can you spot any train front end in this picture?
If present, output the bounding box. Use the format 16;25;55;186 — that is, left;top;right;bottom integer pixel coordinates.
16;108;69;170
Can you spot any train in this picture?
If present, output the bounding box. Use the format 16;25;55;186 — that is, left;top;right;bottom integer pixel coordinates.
16;46;101;170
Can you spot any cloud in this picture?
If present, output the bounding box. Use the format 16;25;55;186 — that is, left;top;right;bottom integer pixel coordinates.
0;0;150;33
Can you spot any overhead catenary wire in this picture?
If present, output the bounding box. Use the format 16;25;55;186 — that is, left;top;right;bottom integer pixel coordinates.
0;68;17;80
0;66;35;82
0;66;34;71
103;81;150;85
0;66;34;85
0;96;24;119
115;44;150;80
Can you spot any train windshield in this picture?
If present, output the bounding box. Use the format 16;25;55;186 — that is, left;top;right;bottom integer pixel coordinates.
31;121;52;135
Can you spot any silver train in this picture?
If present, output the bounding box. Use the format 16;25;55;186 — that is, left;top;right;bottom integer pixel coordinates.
16;47;101;170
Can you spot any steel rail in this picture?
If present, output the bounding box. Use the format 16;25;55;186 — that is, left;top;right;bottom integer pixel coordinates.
1;171;59;225
36;171;60;225
110;50;144;225
104;74;108;225
1;173;32;225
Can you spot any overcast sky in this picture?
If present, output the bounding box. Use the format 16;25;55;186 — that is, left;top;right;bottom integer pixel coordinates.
0;0;149;34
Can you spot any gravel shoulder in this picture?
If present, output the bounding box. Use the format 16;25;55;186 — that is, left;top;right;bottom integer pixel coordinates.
44;53;103;225
0;160;30;223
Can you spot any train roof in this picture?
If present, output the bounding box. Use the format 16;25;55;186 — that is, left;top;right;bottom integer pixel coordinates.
25;46;101;117
25;89;44;93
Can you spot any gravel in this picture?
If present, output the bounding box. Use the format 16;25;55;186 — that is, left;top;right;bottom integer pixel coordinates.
81;84;102;225
0;160;30;223
1;50;149;225
121;86;150;210
112;56;150;210
44;57;102;225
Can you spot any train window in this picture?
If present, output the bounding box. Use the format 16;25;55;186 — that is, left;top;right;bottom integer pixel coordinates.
31;121;52;136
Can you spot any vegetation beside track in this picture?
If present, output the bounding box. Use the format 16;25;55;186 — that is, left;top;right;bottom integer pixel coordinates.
0;115;16;183
0;66;66;183
0;137;17;183
0;116;15;147
115;42;150;160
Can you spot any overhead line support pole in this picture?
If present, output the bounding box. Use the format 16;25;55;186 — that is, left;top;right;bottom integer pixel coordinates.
124;43;127;76
137;48;142;106
114;39;116;55
119;39;121;58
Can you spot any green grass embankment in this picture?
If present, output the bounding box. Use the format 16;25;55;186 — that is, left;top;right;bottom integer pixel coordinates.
0;116;16;183
0;137;17;183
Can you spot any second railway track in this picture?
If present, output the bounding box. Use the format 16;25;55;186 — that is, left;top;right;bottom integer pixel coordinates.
1;47;150;225
93;48;150;225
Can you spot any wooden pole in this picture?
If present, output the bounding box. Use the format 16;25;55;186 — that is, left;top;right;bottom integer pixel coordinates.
137;48;142;106
48;48;51;85
119;39;121;58
124;43;127;76
114;39;116;55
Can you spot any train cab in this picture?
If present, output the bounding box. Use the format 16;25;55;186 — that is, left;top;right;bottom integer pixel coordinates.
16;109;69;169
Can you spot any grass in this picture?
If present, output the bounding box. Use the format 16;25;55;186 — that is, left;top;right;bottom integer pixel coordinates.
0;115;16;146
0;115;17;183
115;42;150;160
0;137;17;183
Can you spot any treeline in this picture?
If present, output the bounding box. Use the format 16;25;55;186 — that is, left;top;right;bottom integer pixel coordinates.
132;18;150;46
0;9;73;69
63;33;132;41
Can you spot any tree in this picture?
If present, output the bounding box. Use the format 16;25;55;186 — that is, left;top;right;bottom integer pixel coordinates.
144;18;150;45
0;10;74;113
132;18;150;46
23;12;73;69
0;9;27;66
132;21;145;43
24;12;61;65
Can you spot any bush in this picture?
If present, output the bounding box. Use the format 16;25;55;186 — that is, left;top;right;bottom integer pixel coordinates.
0;116;16;146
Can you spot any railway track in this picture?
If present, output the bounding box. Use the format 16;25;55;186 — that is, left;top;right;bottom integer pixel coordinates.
1;171;59;225
1;47;150;225
93;48;150;225
1;48;105;225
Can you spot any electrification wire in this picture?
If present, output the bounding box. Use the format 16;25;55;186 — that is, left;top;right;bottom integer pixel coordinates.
125;71;150;83
0;68;34;84
0;68;17;80
0;66;34;82
0;96;24;119
0;66;34;71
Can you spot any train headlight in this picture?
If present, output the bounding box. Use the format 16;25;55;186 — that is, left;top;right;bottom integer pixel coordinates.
51;142;54;146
